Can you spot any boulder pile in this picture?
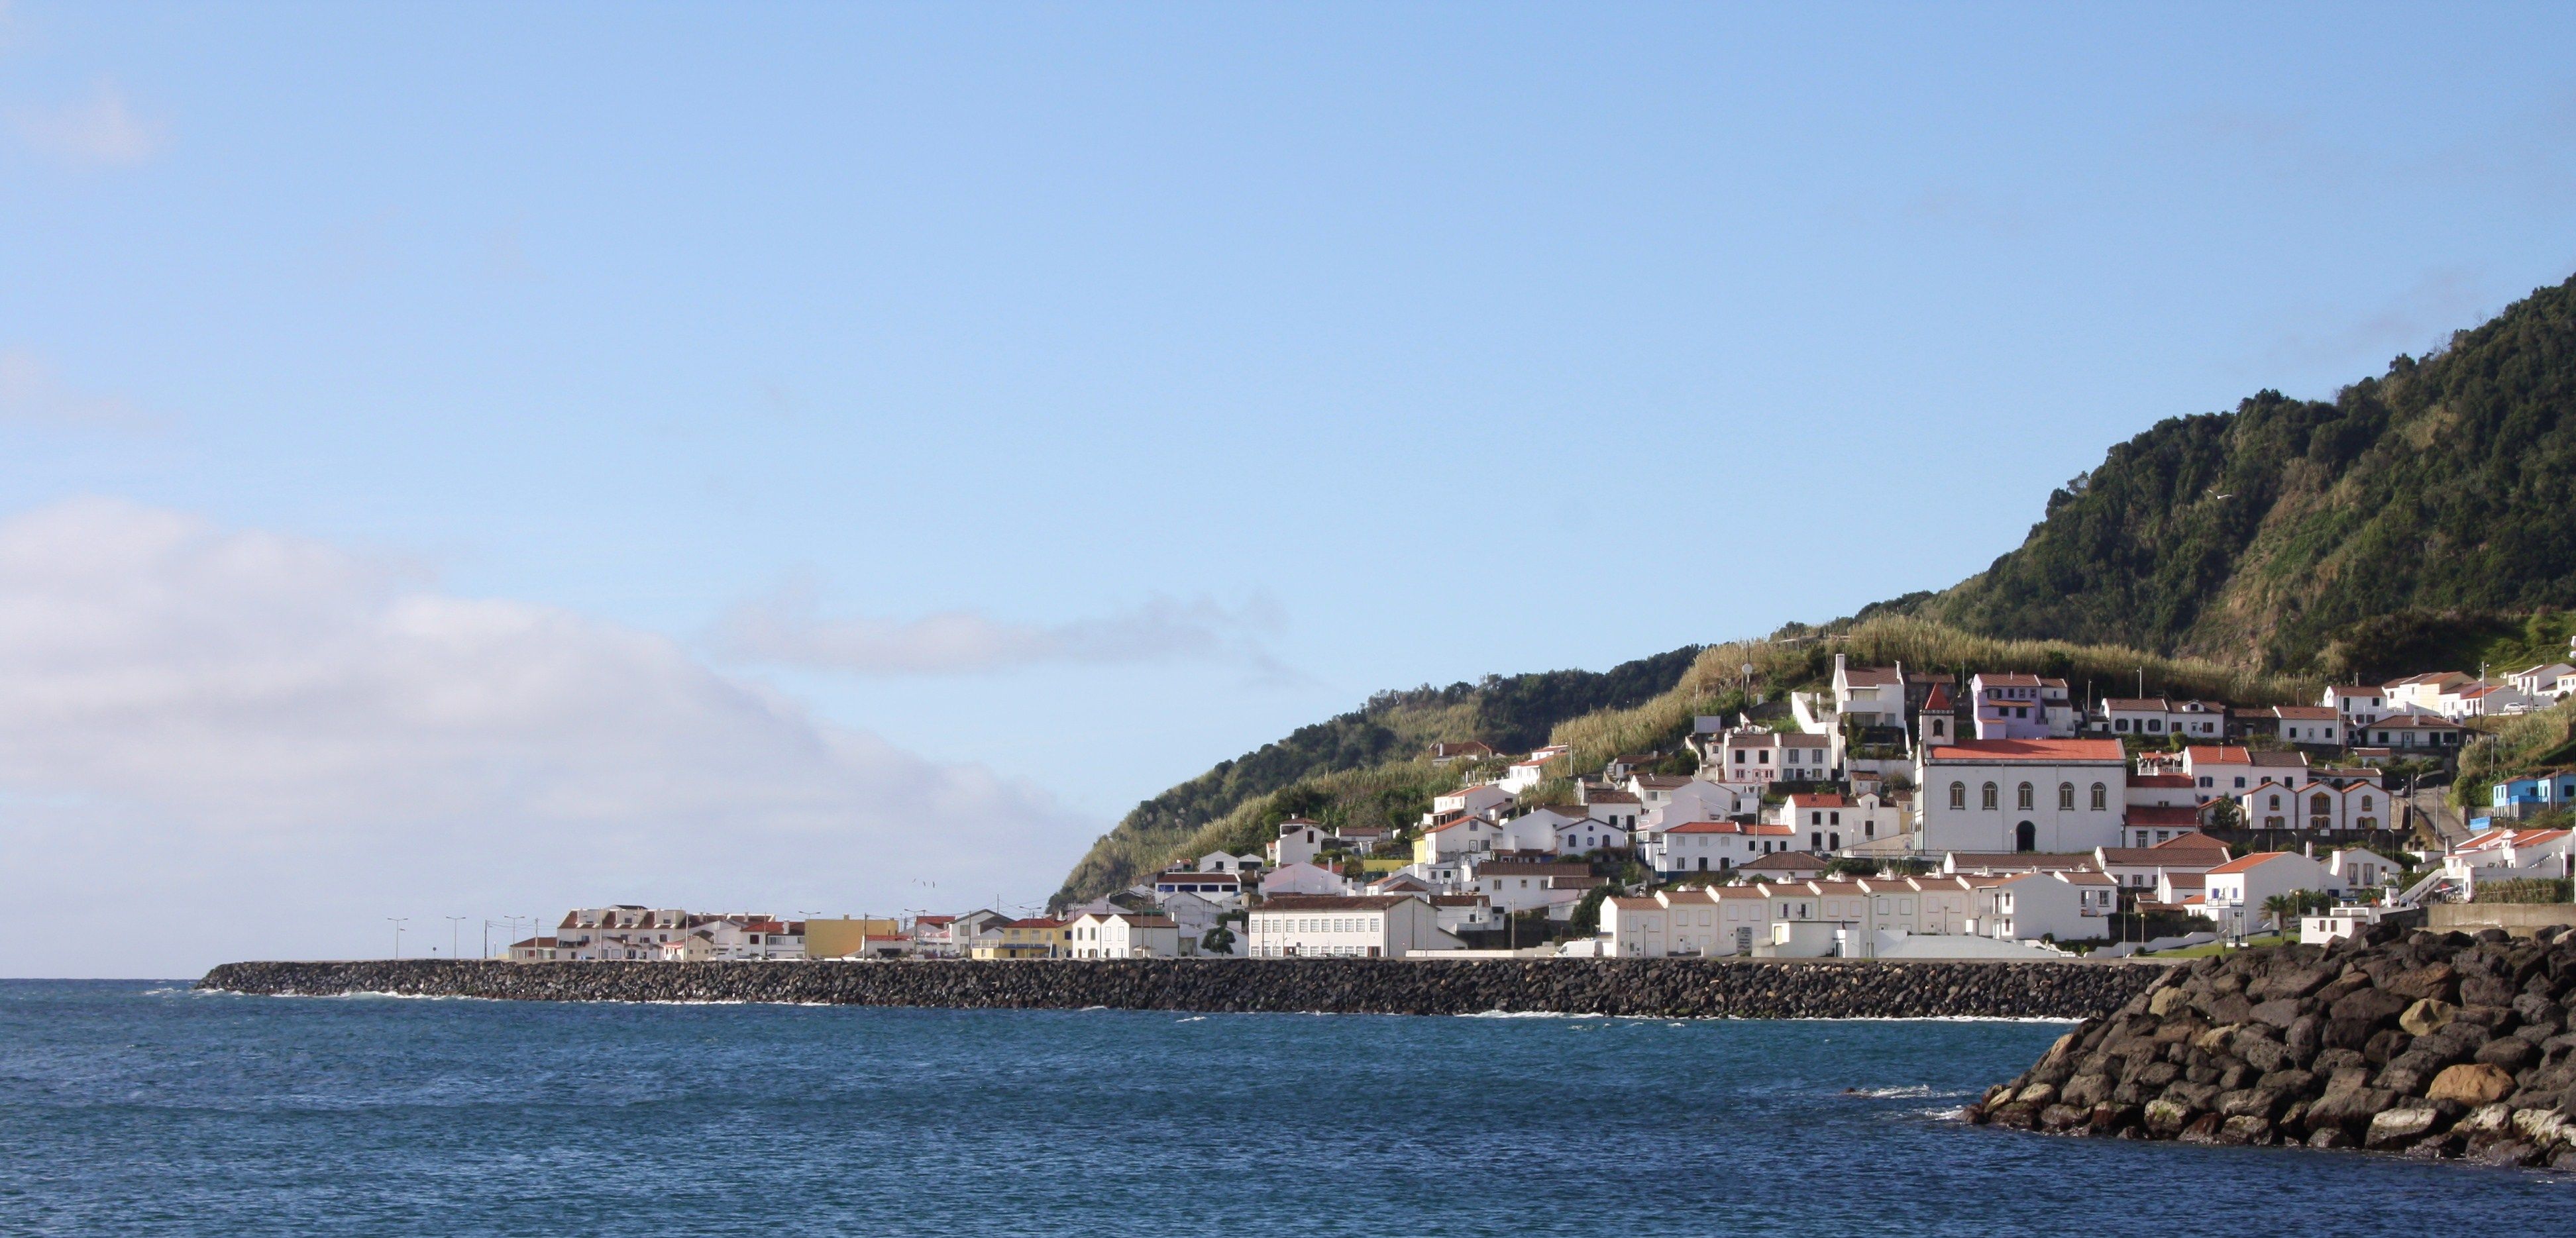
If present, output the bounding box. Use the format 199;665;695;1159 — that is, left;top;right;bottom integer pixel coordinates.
199;955;2160;1019
1967;923;2576;1167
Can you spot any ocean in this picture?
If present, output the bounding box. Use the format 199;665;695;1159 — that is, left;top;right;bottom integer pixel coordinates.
2;979;2566;1235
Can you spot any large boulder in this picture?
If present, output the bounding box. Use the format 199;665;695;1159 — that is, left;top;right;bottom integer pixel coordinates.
2365;1102;2450;1150
2398;998;2457;1037
2427;1063;2516;1108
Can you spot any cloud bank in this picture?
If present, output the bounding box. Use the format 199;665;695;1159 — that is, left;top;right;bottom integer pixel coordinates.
712;584;1296;679
0;499;1093;976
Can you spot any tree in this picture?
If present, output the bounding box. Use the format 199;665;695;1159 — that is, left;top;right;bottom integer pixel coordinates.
2259;894;2298;937
1199;925;1236;956
2206;798;2245;830
1566;885;1613;937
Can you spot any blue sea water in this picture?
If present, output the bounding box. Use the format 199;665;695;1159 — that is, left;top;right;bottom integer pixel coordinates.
0;980;2567;1235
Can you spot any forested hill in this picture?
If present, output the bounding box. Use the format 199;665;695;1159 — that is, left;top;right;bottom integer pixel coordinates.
1047;645;1701;909
1911;273;2576;674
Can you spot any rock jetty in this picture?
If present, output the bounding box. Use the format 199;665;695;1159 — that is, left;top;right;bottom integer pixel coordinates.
1967;924;2576;1167
199;956;2159;1019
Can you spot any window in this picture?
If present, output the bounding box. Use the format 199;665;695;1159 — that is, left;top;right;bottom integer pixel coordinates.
1981;782;1999;809
1950;782;1966;809
2058;782;2075;810
2361;794;2374;811
2017;782;2035;810
2092;783;2108;810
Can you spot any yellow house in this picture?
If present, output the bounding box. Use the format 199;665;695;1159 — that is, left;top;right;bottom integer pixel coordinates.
969;917;1068;960
801;917;904;959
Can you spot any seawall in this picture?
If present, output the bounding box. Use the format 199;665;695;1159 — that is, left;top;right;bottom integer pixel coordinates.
197;956;2161;1019
1968;924;2576;1166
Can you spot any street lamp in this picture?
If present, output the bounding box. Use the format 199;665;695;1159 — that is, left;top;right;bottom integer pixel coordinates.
446;916;466;962
387;917;408;959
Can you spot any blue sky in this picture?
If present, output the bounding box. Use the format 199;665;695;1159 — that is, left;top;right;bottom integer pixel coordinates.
2;3;2573;972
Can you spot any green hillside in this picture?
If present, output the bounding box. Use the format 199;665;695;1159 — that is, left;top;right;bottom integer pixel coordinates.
1914;274;2576;673
1049;618;2310;907
1050;271;2576;903
1046;645;1701;909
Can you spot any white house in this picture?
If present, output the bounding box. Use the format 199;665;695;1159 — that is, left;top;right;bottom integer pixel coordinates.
1493;805;1591;853
1713;729;1834;785
1246;894;1462;958
1196;851;1263;873
1426;783;1514;826
1960;871;2112;945
1917;738;2128;854
1831;656;1909;729
1268;819;1328;868
2202;852;2343;939
1465;858;1597;916
2327;847;2400;890
2443;827;2575;883
1428;893;1497;935
1415;815;1506;862
1260;861;1351;897
2323;684;2390;726
1642;779;1758;829
1578;786;1645;831
2509;662;2575;699
1152;869;1246;906
2092;837;2231;894
2269;705;2343;746
2386;672;2473;714
1497;757;1553;794
2442;682;2543;719
2237;780;2388;832
1769;792;1904;852
2353;711;2467;750
1067;911;1185;958
1551;813;1631;856
1968;672;2074;741
2179;745;2307;805
1642;819;1794;876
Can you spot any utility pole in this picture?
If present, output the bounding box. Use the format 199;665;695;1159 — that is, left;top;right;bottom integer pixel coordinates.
447;916;466;962
388;917;408;959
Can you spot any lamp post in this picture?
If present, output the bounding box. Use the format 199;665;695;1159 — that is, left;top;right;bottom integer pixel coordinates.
387;917;408;959
446;916;466;962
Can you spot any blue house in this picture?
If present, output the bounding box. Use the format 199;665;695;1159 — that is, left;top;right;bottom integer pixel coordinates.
2491;771;2576;818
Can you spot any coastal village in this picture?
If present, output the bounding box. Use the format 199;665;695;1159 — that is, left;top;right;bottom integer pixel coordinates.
506;654;2576;967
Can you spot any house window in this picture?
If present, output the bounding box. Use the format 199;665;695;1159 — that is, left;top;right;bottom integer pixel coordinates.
1951;782;1967;809
2092;783;2108;810
1982;782;1999;810
2058;783;2075;810
2017;783;2034;810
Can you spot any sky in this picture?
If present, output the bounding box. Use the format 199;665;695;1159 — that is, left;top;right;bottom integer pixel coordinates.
3;3;2573;975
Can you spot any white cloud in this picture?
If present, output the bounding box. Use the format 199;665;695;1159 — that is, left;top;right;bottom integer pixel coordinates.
10;79;159;168
0;499;1095;976
712;583;1299;679
0;348;147;427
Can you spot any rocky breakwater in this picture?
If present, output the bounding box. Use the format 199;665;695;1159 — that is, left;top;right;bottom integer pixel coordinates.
1967;924;2576;1167
199;956;2161;1019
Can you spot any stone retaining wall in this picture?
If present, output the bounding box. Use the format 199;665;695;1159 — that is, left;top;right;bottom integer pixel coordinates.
1968;924;2576;1167
197;956;2161;1019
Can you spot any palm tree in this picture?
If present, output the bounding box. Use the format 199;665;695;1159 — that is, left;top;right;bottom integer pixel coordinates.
2260;893;2299;939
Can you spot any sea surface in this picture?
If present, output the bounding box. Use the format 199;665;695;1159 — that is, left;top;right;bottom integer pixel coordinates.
1;980;2567;1235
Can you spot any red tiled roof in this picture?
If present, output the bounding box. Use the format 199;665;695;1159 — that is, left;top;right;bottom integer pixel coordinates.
1925;739;2124;762
2206;852;2297;876
2126;805;2203;826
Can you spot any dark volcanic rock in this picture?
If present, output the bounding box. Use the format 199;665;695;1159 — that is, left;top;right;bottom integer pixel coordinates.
1976;929;2576;1164
198;956;2161;1019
